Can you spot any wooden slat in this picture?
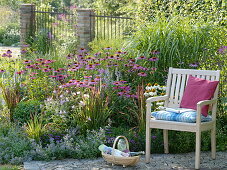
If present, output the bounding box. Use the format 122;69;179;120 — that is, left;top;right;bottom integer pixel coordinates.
210;76;215;81
179;74;186;102
201;75;205;79
174;74;181;104
169;73;177;105
172;68;219;76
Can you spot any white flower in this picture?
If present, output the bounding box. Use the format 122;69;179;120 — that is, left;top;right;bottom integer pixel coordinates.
153;85;160;89
156;102;164;106
162;86;167;91
83;94;89;98
76;91;81;95
144;92;150;97
79;101;85;106
145;86;152;91
157;106;165;110
71;105;75;109
149;91;157;96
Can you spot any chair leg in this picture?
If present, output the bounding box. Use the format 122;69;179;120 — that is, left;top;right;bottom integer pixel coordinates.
211;127;216;159
146;127;151;163
195;131;201;170
163;129;169;154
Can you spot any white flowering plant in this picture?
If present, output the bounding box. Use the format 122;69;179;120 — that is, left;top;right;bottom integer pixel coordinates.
144;83;166;110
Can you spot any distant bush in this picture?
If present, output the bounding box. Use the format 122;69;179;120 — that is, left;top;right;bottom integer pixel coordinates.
13;100;42;124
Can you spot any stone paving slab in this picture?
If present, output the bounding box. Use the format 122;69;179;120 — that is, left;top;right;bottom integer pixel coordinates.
24;152;227;170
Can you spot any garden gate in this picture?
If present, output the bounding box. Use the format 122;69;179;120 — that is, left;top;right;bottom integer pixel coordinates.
32;6;76;51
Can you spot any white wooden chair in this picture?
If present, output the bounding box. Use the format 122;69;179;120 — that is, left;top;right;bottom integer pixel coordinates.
145;67;220;169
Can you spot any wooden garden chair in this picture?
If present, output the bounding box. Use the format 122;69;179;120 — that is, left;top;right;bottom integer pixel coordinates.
145;67;220;169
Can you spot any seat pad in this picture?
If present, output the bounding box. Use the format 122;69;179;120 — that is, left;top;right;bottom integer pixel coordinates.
151;110;212;123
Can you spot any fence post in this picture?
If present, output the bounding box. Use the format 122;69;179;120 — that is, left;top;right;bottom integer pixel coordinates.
20;4;35;44
77;9;95;50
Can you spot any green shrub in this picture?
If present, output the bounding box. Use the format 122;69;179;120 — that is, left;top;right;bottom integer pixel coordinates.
13;100;42;124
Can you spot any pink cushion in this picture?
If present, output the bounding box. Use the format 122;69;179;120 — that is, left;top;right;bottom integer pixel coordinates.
180;75;219;117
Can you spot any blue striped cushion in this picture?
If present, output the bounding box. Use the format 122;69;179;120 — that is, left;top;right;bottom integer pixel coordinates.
151;110;212;123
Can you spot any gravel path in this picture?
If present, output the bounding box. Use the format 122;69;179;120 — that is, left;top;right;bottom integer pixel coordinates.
24;151;227;170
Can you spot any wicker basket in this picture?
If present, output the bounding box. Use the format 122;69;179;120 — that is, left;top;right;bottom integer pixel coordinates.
101;136;140;167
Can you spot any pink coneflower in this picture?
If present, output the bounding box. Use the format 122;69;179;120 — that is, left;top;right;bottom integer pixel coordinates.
24;60;32;64
43;68;51;72
26;64;33;69
115;51;123;54
21;49;27;54
133;64;143;70
69;67;79;72
78;48;86;53
84;76;92;79
85;64;96;70
138;72;147;77
151;67;157;71
189;63;199;67
21;44;30;48
113;81;123;86
2;53;8;57
52;22;59;26
104;47;112;50
0;70;5;73
36;58;44;61
6;50;12;54
54;69;61;73
218;46;227;54
16;70;25;75
45;60;55;64
86;57;95;61
89;80;98;85
151;50;160;55
149;57;159;61
94;52;101;56
94;76;101;81
137;56;146;60
129;58;136;63
108;55;115;59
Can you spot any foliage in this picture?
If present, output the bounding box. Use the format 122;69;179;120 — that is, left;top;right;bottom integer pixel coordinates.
126;16;225;83
30;128;105;160
13;100;42;124
0;123;32;164
24;114;46;143
136;0;226;25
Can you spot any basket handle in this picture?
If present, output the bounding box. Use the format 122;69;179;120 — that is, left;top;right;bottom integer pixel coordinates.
112;136;129;156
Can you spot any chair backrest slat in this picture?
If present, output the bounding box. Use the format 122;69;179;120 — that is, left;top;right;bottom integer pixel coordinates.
166;67;220;108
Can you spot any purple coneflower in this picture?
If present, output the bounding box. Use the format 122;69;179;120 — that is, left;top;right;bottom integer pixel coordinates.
137;56;146;60
85;64;96;70
6;50;12;54
218;46;227;54
138;72;147;77
151;50;160;55
189;63;199;67
149;57;159;61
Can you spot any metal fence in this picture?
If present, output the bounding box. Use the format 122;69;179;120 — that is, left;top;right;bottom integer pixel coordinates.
90;11;133;40
33;7;76;48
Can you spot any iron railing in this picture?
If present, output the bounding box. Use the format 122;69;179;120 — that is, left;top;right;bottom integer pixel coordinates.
32;7;76;48
90;11;133;40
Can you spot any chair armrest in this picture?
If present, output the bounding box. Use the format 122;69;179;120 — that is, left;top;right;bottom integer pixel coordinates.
197;99;217;107
196;99;218;124
146;95;169;103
